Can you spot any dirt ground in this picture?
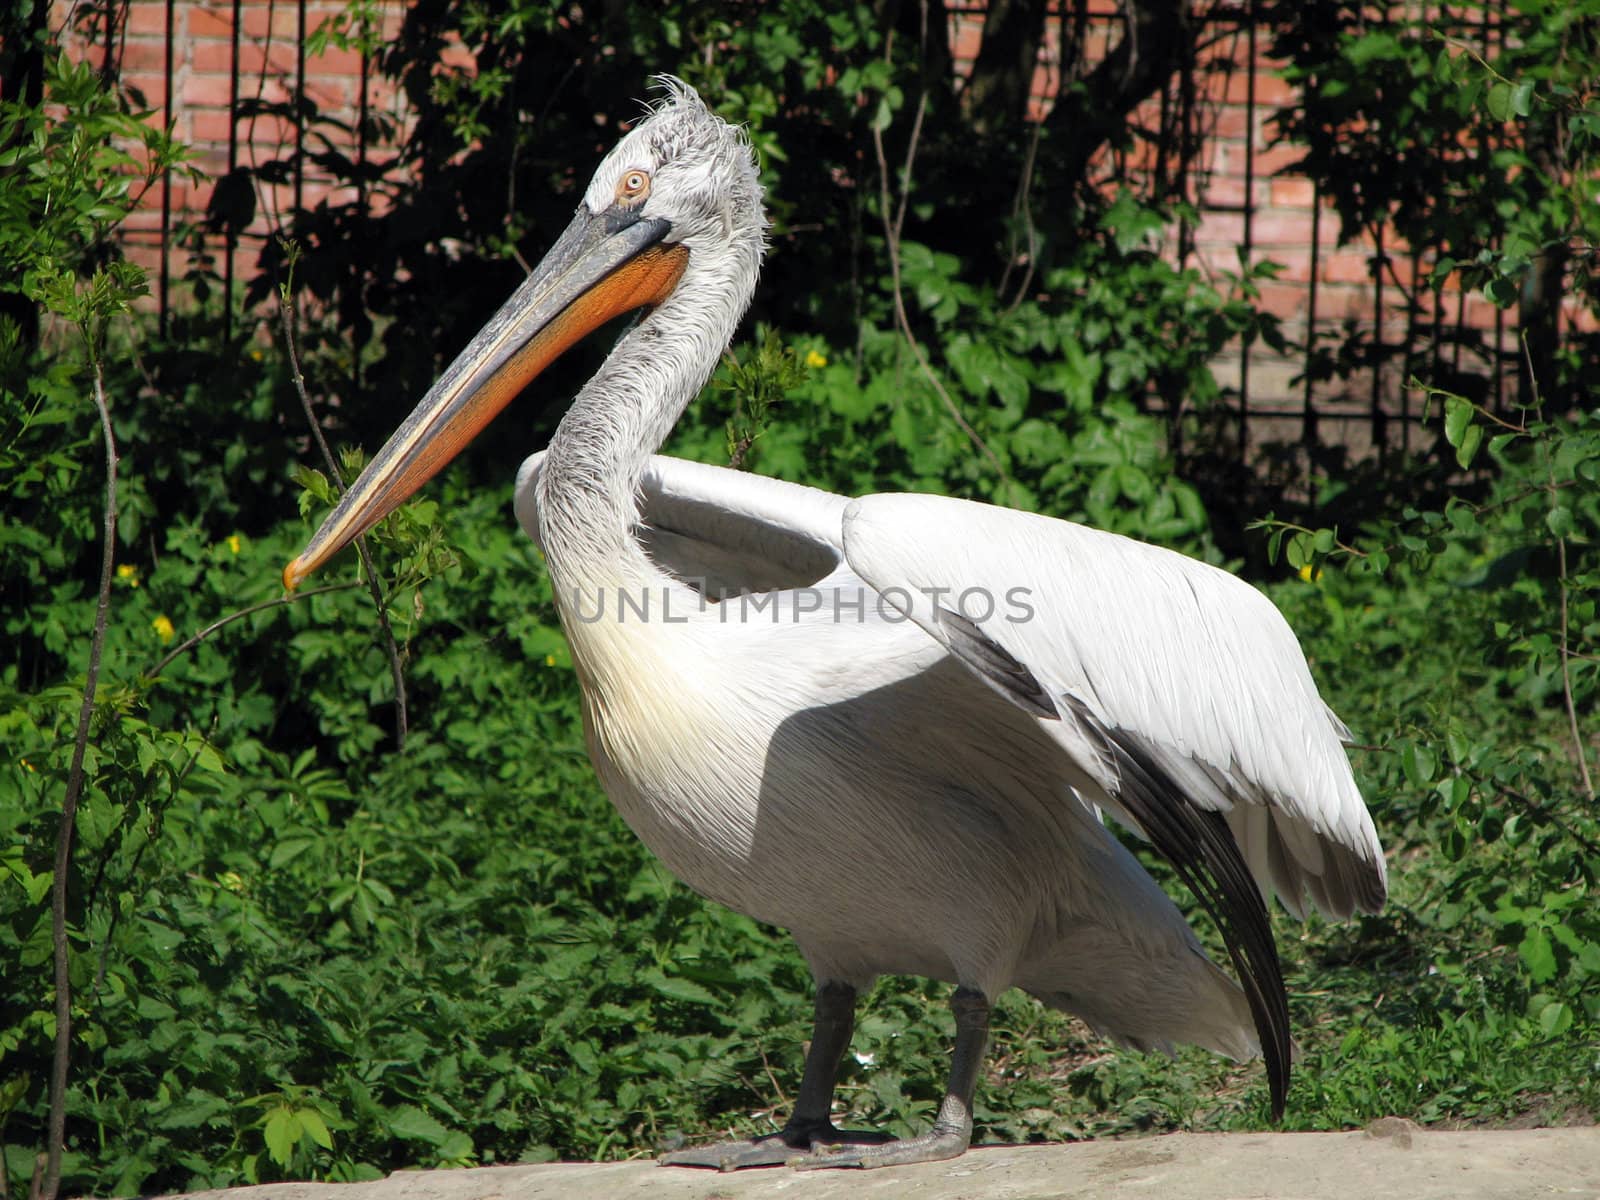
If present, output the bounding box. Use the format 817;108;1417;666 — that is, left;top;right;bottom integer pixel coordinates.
162;1124;1599;1200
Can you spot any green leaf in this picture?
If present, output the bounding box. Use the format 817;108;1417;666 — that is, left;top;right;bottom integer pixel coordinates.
297;1107;334;1151
1402;743;1436;787
1510;79;1534;117
1518;928;1558;983
1538;1000;1572;1036
1443;395;1473;447
387;1104;451;1147
642;968;718;1005
1456;423;1483;468
263;1105;296;1167
1486;81;1513;121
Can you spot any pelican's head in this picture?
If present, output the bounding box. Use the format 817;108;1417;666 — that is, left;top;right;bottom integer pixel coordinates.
283;78;763;589
589;76;765;273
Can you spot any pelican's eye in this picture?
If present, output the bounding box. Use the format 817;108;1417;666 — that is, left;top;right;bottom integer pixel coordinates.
616;169;651;205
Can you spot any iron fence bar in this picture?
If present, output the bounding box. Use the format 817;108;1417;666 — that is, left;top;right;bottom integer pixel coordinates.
158;0;174;335
1400;247;1424;455
224;0;241;344
1236;0;1257;455
101;0;115;78
294;0;306;216
1370;223;1387;458
1302;183;1320;452
1482;0;1506;412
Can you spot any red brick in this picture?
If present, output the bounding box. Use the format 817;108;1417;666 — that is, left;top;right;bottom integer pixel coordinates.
439;42;476;69
253;78;292;105
304;78;350;110
189;109;238;145
1563;300;1599;333
191;40;296;75
183;74;236;108
238;114;294;149
1207;102;1253;142
1462;295;1508;331
1250;140;1304;174
118;38;169;71
1197;171;1252;209
1269;176;1316;207
1319;249;1382;285
1250;208;1330;249
125;4;170;36
192;149;232;176
1253;280;1309;322
168;179;210;211
306;44;364;75
241;6;304;39
1193;210;1246;246
1320;282;1378;321
1269;253;1316;284
121;207;164;233
950;18;982;64
188;6;235;39
120;71;167;107
1223;66;1294;107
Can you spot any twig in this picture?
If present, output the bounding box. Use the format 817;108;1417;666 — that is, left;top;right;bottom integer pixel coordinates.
1493;782;1600;860
1001;121;1044;312
34;361;117;1200
1520;335;1594;802
278;269;409;750
872;11;1011;494
146;582;363;678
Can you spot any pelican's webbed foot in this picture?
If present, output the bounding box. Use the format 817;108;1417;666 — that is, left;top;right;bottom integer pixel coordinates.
659;1120;890;1171
791;1123;972;1169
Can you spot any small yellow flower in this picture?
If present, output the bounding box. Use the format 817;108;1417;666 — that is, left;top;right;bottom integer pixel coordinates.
1298;563;1324;583
117;564;140;588
152;615;175;643
226;534;242;555
217;871;245;893
249;348;264;362
544;654;557;667
20;758;35;773
805;349;828;369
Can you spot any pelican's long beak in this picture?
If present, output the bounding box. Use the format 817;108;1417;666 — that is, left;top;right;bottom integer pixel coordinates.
283;206;688;589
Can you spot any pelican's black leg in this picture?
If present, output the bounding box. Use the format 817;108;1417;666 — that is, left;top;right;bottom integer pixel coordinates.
791;985;989;1170
660;981;882;1170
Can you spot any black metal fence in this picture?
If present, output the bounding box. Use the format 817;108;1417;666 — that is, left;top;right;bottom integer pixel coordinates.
74;0;1564;460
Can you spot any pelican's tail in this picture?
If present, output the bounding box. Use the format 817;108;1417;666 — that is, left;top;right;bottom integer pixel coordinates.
1022;932;1260;1062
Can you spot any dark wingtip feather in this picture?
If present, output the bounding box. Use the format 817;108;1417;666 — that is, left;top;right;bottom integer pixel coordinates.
935;605;1060;720
1080;712;1292;1120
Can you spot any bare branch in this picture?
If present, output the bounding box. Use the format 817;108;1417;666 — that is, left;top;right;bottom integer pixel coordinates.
1521;334;1595;802
278;265;410;750
146;582;363;679
874;7;1013;494
35;360;117;1200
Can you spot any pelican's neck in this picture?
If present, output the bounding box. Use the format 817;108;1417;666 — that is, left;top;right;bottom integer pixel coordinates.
537;258;749;590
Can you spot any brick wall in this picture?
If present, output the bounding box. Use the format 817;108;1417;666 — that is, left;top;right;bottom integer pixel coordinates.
58;0;1567;444
54;0;416;300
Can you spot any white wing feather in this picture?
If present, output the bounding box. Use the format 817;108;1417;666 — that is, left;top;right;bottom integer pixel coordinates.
841;492;1386;920
517;451;846;595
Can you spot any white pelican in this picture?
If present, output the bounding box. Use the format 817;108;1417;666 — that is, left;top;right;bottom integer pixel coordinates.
285;79;1386;1170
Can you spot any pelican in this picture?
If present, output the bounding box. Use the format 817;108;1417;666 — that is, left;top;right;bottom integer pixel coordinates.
285;79;1386;1170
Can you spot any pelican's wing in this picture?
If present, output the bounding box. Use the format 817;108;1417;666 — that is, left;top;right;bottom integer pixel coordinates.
843;492;1386;1116
517;452;848;597
842;492;1386;915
